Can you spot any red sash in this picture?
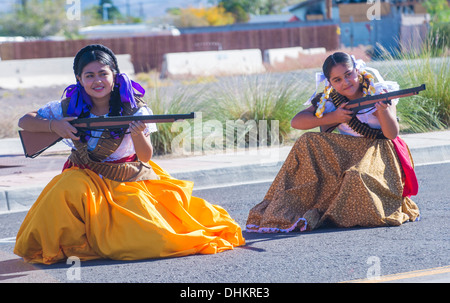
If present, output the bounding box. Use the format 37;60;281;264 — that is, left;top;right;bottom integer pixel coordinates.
391;137;419;197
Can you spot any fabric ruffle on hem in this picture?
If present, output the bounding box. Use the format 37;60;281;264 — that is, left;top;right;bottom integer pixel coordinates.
246;217;308;233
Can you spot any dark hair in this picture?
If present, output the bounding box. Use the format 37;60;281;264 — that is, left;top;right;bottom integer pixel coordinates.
322;52;355;80
73;44;123;117
73;44;120;76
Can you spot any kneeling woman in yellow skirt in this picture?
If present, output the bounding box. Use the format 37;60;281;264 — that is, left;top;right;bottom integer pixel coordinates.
14;44;244;264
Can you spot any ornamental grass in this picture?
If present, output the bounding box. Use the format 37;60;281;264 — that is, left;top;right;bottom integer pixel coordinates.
374;34;449;132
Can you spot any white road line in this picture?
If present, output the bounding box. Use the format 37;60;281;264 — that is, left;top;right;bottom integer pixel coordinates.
415;159;450;167
343;265;450;283
193;179;274;191
0;236;16;244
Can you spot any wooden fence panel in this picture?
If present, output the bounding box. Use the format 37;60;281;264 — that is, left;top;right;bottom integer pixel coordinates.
0;25;339;73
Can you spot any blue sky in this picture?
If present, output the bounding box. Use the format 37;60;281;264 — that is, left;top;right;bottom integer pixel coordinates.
0;0;211;18
80;0;210;18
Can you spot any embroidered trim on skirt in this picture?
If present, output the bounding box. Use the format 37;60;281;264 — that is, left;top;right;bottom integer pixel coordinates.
246;132;420;233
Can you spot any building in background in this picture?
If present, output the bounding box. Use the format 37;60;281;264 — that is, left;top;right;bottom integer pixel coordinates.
78;23;180;39
285;0;430;55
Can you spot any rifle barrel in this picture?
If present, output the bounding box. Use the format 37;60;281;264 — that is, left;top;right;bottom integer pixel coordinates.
70;112;196;130
322;84;426;133
19;112;196;158
347;84;426;112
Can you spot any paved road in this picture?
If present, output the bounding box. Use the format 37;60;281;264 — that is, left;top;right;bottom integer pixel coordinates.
0;162;449;286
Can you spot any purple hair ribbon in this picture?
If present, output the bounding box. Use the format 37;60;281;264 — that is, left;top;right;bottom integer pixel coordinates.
62;73;144;116
116;73;145;109
62;82;93;116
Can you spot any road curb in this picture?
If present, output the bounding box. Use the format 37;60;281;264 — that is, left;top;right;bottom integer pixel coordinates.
171;160;285;189
0;161;285;214
1;133;450;214
410;145;450;166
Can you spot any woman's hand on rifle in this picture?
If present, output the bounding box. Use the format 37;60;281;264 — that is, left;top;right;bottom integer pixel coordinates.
327;102;353;124
373;90;399;140
129;121;153;162
291;102;352;131
51;117;80;141
18;112;79;140
128;121;147;137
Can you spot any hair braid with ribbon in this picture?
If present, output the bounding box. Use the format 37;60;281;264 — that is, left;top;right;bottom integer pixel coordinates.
305;53;377;118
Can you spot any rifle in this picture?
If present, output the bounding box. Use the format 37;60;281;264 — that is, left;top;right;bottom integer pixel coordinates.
321;84;426;133
19;112;196;158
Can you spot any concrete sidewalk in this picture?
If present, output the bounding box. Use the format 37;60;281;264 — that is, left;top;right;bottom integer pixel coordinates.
1;130;449;213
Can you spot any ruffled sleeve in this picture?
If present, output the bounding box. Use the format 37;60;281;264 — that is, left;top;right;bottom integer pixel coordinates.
374;81;400;105
134;106;158;135
37;100;64;120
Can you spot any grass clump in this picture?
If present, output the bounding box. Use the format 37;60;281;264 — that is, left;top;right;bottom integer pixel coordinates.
144;85;204;156
201;74;309;148
376;37;449;132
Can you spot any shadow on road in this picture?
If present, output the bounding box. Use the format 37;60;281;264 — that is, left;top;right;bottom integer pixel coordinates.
239;223;380;252
0;258;38;281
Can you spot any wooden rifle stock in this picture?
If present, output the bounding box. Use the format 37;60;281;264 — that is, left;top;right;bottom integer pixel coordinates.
321;84;426;133
19;112;196;158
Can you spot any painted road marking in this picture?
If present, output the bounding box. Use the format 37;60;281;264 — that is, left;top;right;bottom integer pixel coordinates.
0;236;16;244
344;265;450;283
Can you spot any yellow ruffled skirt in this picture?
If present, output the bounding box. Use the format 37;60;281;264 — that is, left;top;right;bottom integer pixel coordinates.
14;161;245;264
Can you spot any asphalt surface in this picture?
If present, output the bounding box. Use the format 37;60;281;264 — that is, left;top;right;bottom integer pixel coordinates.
0;162;449;285
1;130;450;213
0;130;449;286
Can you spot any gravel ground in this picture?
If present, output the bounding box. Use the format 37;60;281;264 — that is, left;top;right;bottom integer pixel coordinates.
0;85;67;138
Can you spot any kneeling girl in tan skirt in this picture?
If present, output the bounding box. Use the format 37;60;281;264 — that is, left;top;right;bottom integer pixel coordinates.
246;52;420;233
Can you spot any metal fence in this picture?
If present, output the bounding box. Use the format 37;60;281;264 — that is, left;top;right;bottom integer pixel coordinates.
0;24;339;73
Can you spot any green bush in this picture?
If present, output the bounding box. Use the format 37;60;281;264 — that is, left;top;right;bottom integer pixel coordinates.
144;85;204;156
201;74;309;147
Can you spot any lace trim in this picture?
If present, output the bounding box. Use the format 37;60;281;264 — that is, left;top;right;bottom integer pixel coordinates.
246;217;308;233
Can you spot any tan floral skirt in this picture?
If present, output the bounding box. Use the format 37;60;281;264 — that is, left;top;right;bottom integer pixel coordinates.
246;132;420;233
